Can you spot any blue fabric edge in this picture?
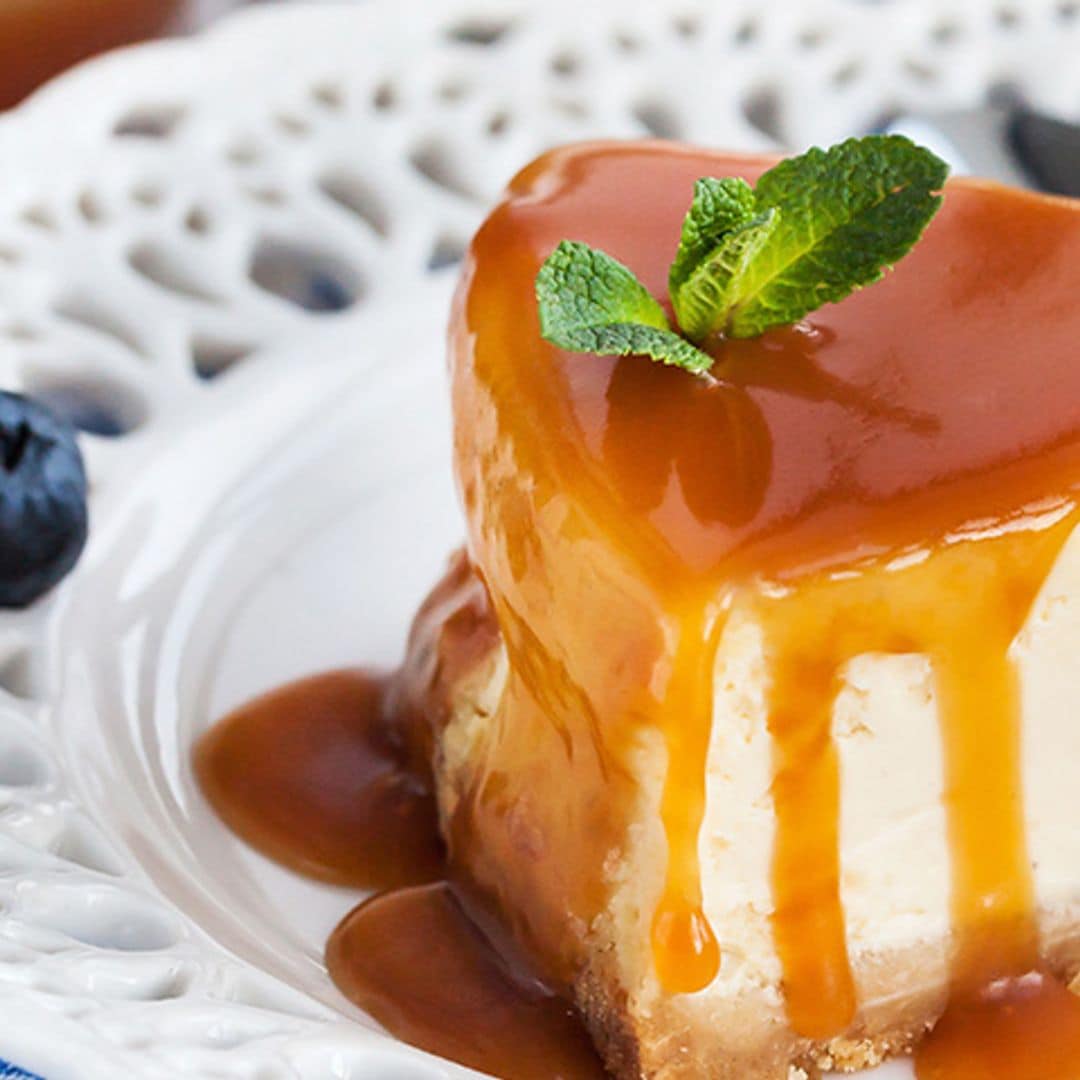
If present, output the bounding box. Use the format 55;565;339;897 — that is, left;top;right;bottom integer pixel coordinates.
0;1059;45;1079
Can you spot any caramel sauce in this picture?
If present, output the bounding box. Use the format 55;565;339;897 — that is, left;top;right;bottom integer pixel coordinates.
0;0;182;109
328;882;604;1080
649;603;723;993
194;670;444;891
915;971;1080;1079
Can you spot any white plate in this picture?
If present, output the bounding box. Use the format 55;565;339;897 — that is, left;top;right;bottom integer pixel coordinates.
0;1;1076;1076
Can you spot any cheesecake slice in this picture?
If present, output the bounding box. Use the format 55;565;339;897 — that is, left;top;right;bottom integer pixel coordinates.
417;142;1080;1078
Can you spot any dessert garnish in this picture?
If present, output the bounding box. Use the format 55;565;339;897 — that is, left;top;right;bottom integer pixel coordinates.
0;391;88;607
536;134;947;372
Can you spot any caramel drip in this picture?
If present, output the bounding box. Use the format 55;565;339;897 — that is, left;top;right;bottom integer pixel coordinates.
651;605;722;992
757;504;1078;1037
765;642;856;1035
934;625;1036;986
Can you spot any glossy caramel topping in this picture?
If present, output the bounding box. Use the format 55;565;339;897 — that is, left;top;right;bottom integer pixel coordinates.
328;883;605;1080
452;141;1080;1014
461;143;1080;584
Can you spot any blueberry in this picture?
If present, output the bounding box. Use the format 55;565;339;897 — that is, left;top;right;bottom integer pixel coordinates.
0;392;88;608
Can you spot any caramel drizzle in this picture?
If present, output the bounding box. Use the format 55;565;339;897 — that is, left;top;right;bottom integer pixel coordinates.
766;634;857;1033
756;504;1078;1036
651;603;723;992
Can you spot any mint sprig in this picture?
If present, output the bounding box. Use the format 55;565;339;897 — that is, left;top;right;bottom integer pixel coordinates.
535;135;948;375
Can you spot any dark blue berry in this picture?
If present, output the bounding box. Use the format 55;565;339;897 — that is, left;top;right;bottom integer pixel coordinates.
0;392;88;608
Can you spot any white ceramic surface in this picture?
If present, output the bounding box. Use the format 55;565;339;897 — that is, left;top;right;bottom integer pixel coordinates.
0;1;1076;1076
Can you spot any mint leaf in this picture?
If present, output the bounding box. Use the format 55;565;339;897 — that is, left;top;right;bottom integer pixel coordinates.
536;240;713;374
671;208;780;342
537;240;668;331
668;177;757;295
724;135;947;338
